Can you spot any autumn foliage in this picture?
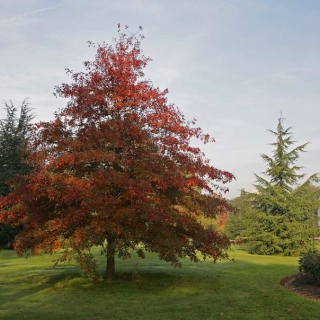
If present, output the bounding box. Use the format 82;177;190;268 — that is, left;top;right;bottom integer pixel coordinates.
0;26;234;279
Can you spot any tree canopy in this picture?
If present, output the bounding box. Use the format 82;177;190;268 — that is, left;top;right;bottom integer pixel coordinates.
0;99;34;248
0;99;33;196
226;117;320;255
0;27;234;279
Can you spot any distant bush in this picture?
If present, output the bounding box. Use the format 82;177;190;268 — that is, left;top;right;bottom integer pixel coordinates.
298;250;320;282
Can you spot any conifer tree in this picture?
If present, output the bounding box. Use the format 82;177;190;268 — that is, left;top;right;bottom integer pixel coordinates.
247;117;320;255
0;99;34;248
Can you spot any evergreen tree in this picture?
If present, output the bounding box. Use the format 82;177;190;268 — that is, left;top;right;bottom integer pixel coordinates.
0;99;34;248
247;116;320;255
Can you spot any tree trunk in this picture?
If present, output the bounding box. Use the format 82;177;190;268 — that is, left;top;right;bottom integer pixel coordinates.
106;237;116;281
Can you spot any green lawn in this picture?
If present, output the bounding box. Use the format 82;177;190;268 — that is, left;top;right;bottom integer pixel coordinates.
0;246;319;319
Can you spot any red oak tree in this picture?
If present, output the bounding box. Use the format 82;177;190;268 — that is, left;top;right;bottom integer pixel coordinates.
0;26;234;280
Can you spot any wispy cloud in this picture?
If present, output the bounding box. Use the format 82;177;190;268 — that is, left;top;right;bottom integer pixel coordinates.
0;2;66;25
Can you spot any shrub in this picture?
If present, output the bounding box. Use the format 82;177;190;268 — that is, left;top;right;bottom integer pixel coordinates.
298;250;320;282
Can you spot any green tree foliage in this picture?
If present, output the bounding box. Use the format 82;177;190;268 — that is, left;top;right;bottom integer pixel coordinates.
226;117;320;256
224;190;257;240
0;99;34;248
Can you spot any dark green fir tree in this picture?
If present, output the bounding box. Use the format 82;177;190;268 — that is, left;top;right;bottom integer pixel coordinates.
0;99;34;248
247;116;320;255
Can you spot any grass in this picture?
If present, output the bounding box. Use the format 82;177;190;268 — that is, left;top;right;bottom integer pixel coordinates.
0;246;320;319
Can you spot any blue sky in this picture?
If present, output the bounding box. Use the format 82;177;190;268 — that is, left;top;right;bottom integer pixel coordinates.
1;0;319;198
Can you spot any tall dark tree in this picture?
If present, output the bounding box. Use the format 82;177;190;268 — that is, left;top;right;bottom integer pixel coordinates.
247;117;320;255
0;99;34;248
